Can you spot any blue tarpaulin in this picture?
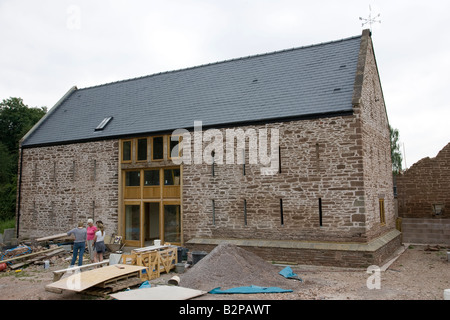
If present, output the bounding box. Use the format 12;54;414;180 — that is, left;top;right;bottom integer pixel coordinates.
279;266;303;282
209;285;293;294
139;281;151;289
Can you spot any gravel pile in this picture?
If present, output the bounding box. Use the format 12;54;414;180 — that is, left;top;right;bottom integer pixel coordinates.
179;243;301;292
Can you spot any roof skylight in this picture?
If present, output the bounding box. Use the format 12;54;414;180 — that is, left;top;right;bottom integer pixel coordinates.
95;116;113;131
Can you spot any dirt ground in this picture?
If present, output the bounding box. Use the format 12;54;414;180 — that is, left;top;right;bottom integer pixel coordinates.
0;243;449;300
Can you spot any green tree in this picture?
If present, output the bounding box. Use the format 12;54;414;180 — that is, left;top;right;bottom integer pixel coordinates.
0;97;46;154
0;97;46;220
390;125;402;175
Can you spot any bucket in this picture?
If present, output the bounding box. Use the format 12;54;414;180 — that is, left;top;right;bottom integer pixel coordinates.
192;251;207;265
154;239;161;246
175;262;185;273
168;275;180;286
444;289;450;300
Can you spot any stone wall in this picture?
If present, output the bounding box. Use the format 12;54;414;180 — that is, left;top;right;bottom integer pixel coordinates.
355;32;396;241
17;140;119;238
187;230;402;268
181;114;390;244
396;142;450;219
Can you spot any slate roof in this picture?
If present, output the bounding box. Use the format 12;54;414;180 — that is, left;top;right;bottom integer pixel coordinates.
21;34;362;147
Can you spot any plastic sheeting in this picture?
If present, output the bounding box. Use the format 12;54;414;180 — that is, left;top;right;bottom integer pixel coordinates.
279;266;303;282
209;285;293;294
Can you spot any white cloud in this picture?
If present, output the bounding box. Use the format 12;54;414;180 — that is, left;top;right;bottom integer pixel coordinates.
0;0;449;166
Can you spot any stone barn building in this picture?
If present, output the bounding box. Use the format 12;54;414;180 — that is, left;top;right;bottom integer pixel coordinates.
16;30;400;267
396;142;450;245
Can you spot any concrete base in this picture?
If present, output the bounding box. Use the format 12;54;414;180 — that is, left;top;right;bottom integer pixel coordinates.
186;229;402;268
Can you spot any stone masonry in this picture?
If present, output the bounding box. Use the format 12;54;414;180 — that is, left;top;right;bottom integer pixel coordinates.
397;142;450;219
17;140;119;238
396;142;450;245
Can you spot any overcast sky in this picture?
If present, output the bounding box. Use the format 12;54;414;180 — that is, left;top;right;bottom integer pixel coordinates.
1;0;449;167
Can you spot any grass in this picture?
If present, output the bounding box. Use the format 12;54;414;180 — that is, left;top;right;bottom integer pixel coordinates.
0;218;15;234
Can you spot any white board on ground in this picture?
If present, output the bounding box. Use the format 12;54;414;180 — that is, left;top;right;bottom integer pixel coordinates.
110;285;207;300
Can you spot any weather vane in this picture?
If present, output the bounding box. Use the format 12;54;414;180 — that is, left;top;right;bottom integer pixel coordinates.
359;5;381;31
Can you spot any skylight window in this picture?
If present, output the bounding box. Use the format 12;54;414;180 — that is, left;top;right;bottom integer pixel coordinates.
95;116;113;131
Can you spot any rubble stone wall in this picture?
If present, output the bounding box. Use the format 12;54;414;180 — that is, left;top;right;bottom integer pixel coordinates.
396;142;450;219
17;140;119;238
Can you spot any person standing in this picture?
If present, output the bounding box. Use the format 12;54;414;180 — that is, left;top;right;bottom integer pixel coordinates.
94;223;106;265
67;222;87;267
86;219;97;262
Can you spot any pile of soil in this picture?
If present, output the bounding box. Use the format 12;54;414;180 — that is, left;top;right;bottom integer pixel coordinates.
179;243;302;292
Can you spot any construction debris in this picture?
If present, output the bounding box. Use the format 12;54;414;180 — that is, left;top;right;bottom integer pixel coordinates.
36;233;71;242
0;244;69;272
45;264;146;296
424;245;446;252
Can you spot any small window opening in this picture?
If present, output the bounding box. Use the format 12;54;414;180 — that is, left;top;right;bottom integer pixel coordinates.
212;199;216;225
319;198;323;227
244;199;247;226
211;151;215;177
379;198;386;224
280;198;284;226
242;149;246;176
278;146;282;174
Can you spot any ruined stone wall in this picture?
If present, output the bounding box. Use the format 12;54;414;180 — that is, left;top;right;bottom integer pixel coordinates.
396;142;450;218
17;140;119;238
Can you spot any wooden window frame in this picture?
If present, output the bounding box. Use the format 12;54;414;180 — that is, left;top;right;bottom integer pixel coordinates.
121;139;133;163
162;201;182;245
123;170;142;199
123;201;142;247
168;135;182;160
151;136;165;161
143;168;161;199
136;137;149;162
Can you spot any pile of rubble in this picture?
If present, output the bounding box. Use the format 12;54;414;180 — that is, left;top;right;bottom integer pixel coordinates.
0;231;75;272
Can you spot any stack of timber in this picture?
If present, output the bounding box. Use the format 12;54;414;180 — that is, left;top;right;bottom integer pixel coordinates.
121;244;178;281
0;245;67;270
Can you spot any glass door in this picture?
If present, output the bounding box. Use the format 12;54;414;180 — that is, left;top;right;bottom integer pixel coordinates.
144;202;160;246
124;202;141;247
163;202;181;244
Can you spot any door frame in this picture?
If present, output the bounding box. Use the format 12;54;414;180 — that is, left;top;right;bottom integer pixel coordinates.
120;166;182;247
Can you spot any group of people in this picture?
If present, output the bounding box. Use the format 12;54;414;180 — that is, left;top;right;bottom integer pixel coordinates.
67;219;106;267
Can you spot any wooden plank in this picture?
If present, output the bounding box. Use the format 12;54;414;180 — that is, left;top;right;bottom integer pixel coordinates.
110;285;207;300
0;247;60;264
132;245;169;253
9;262;28;270
52;259;110;281
46;264;146;293
83;275;142;297
36;233;71;242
